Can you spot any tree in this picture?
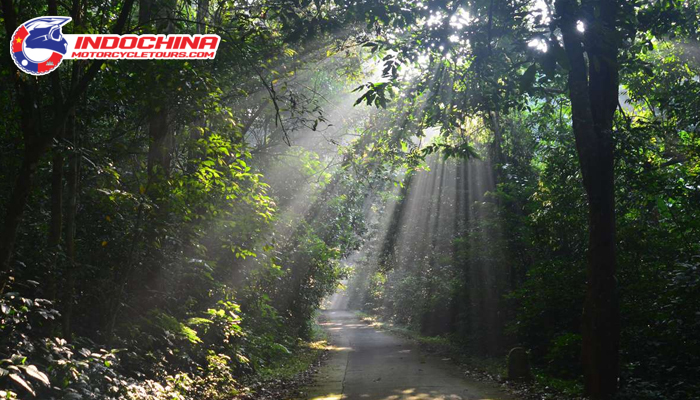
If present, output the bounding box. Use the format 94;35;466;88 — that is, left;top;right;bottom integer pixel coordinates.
555;0;620;397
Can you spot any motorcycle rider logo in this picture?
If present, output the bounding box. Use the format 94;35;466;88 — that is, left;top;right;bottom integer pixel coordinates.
11;17;71;75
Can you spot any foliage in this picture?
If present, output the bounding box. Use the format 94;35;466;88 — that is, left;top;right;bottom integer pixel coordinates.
346;5;700;396
1;0;700;399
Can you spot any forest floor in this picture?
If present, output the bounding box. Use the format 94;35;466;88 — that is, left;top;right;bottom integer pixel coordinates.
296;310;516;400
240;324;330;399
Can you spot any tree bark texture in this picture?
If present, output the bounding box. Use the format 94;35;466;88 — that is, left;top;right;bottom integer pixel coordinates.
62;106;80;337
556;0;621;398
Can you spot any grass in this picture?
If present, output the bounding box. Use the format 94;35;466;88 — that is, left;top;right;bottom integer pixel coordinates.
533;373;584;397
257;339;328;381
257;321;329;381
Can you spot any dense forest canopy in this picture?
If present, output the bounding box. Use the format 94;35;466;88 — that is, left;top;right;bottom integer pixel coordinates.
1;0;699;399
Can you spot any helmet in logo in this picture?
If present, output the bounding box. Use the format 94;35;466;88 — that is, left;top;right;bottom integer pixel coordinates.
11;16;71;76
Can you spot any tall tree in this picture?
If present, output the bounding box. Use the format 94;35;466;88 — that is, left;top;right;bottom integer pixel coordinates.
555;0;620;397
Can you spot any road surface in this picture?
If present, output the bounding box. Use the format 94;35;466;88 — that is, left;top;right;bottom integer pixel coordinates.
301;309;515;400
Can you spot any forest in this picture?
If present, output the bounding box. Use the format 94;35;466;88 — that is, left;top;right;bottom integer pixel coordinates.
1;0;699;399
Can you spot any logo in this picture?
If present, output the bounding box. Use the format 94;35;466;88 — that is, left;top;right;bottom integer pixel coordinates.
11;17;71;75
11;16;221;76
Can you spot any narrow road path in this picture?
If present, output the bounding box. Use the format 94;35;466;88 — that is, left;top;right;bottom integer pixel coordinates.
302;310;515;400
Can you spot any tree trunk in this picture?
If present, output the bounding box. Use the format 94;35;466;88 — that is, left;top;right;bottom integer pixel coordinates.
62;108;80;337
488;110;504;169
556;0;620;398
196;0;209;34
139;0;152;27
48;137;64;303
0;141;49;271
49;144;64;250
48;16;65;254
146;108;172;182
144;106;171;261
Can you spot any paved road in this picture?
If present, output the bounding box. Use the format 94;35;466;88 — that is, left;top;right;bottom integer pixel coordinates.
301;310;515;400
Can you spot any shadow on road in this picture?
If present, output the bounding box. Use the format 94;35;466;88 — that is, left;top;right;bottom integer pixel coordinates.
300;306;515;400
